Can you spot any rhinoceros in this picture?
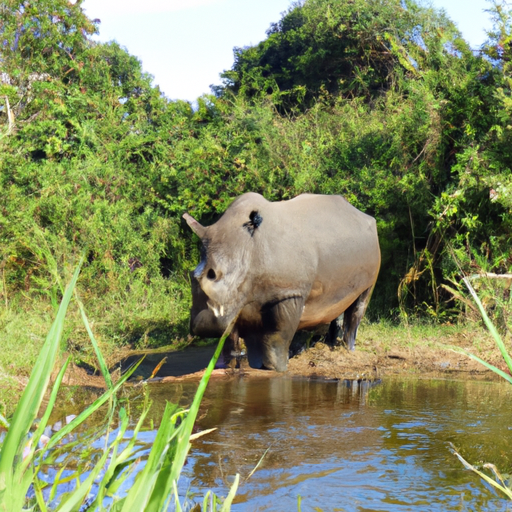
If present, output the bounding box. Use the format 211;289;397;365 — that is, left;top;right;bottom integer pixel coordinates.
183;192;380;372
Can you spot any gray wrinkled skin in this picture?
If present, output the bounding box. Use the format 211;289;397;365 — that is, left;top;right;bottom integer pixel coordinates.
184;192;380;372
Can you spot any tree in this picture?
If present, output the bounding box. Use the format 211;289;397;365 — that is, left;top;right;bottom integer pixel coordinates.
217;0;466;111
0;1;197;347
0;0;97;135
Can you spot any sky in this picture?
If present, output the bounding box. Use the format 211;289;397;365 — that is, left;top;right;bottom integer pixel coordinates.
81;0;494;103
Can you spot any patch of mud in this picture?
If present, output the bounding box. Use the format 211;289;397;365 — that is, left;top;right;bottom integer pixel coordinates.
61;329;510;388
286;342;498;381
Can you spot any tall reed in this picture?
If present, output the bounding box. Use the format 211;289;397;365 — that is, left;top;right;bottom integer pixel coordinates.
451;277;512;499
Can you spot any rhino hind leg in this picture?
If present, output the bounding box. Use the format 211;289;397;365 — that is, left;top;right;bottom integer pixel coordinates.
342;286;374;351
289;326;328;356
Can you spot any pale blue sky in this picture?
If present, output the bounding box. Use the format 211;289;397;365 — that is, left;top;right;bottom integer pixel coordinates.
81;0;494;102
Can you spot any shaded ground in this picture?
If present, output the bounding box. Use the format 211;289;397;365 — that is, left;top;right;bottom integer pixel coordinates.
61;322;511;387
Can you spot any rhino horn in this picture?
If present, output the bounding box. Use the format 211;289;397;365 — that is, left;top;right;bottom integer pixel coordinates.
183;213;207;239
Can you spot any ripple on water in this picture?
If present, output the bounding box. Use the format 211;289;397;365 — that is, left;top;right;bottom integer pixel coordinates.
44;376;512;511
174;376;512;512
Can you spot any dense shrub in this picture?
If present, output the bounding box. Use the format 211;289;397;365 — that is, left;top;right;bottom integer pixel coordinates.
1;0;511;351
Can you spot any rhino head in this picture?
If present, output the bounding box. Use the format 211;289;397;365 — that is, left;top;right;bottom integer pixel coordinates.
183;197;264;332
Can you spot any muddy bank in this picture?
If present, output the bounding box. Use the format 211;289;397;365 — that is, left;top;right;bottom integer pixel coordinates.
61;324;510;387
286;340;500;380
289;326;510;381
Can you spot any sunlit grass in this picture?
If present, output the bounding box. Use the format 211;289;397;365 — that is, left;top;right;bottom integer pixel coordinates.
450;277;512;383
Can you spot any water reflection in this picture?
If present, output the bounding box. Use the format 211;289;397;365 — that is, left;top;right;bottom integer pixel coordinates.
157;376;512;511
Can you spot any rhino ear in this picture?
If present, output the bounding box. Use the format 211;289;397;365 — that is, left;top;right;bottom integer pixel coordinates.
183;213;207;239
243;210;263;237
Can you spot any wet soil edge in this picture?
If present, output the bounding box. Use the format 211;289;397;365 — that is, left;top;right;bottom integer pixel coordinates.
61;326;510;387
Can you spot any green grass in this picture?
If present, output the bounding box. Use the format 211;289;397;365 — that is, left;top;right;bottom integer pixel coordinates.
0;306;54;377
450;277;512;383
0;262;239;511
0;277;192;417
356;317;496;358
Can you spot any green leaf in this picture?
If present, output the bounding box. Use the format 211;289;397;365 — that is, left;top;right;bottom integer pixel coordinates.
0;259;82;509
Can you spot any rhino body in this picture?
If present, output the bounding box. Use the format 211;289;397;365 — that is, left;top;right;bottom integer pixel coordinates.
184;192;380;372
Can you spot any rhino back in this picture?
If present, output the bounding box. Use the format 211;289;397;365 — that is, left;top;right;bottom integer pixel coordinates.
193;192;379;332
260;194;380;328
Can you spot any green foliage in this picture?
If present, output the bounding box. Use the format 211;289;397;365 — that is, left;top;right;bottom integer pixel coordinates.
1;0;512;359
0;263;80;512
1;2;196;348
450;277;512;502
213;0;511;320
217;0;467;110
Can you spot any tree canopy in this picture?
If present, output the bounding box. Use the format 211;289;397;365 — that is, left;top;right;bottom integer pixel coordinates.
218;0;468;108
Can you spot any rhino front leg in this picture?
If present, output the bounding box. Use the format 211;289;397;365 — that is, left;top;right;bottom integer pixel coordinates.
262;330;292;372
221;327;241;368
245;296;304;372
343;286;374;350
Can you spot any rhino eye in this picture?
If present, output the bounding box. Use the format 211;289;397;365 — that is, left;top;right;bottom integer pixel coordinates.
243;210;263;237
207;269;216;280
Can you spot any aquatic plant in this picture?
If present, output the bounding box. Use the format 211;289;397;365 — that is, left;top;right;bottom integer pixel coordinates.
0;263;238;511
453;277;512;383
450;276;512;500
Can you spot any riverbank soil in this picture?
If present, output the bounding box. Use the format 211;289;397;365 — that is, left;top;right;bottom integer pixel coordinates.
1;322;508;414
61;321;511;387
286;324;508;380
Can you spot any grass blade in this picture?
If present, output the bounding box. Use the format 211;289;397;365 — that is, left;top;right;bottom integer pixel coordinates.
246;447;270;482
172;481;182;512
168;322;234;480
45;358;143;451
450;346;512;385
0;260;82;508
145;320;235;512
450;443;512;500
220;474;239;512
55;442;112;512
117;402;180;512
484;463;509;488
462;277;512;373
87;408;131;509
75;293;113;390
20;358;71;474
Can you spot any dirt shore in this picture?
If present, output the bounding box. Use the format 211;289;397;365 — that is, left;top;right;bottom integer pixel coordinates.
61;323;511;387
286;324;510;381
286;339;501;380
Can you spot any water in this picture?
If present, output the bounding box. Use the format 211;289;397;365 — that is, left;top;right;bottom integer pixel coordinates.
47;375;512;511
154;375;512;511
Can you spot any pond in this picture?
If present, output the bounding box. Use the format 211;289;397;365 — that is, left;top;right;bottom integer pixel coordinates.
140;374;512;511
45;373;512;511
